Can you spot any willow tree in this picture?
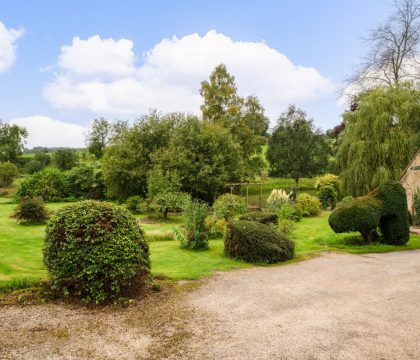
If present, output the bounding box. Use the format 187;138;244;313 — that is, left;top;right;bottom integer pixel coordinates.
337;85;420;196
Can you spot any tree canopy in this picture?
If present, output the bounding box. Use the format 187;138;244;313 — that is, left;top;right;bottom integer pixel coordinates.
337;84;420;196
266;105;330;184
0;121;28;164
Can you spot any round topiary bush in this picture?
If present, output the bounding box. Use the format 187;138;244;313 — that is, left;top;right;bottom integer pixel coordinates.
225;220;294;263
44;201;150;303
239;212;278;225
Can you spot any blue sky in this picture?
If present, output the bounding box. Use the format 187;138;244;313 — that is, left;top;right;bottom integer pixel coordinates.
1;0;392;147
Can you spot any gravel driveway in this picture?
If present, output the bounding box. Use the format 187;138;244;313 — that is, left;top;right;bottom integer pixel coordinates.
1;251;419;359
187;251;420;360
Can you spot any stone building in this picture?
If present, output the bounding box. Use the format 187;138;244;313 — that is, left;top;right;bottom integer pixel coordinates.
399;149;420;213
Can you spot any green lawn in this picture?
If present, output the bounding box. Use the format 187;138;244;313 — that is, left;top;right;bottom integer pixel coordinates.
1;199;419;290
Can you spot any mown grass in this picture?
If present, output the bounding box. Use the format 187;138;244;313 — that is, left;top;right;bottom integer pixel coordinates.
1;198;419;290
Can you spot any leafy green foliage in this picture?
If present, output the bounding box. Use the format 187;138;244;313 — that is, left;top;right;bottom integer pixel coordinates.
278;203;302;222
102;111;181;199
11;197;49;224
212;193;246;220
175;198;210;250
315;173;340;193
66;164;105;199
44;201;150;303
225;220;294;263
17;168;67;201
296;193;321;216
0;162;18;187
277;219;297;237
205;214;227;239
152;116;244;203
125;195;146;214
329;181;410;245
54;148;78;171
318;185;337;209
337;86;420;196
413;187;420;225
239;212;278;225
86;118;112;158
149;192;190;218
337;196;354;207
24;151;51;174
0;121;28;163
200;64;269;177
266;105;330;184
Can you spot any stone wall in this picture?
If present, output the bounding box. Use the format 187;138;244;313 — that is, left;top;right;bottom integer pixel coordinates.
400;151;420;213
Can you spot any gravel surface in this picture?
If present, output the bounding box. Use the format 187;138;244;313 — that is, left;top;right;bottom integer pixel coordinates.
1;251;419;359
187;251;420;360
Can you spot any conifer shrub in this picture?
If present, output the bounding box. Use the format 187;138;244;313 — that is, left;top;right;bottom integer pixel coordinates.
11;197;50;224
225;220;294;263
318;185;337;209
239;212;278;225
44;201;150;303
329;181;409;245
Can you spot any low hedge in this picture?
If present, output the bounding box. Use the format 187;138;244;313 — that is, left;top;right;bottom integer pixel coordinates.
239;212;278;225
225;220;294;263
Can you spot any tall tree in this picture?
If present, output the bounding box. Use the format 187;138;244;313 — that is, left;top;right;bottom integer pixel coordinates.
0;121;28;163
200;64;269;177
266;105;330;185
86;118;113;159
337;85;420;196
102;111;182;200
349;0;420;90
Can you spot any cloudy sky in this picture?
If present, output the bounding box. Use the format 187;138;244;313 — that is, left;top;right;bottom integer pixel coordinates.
1;0;391;148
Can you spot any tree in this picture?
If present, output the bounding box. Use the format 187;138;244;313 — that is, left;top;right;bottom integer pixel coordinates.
0;121;28;163
102;111;181;200
337;85;420;196
200;64;269;177
266;105;330;185
151;116;244;203
86;118;112;158
349;0;420;90
25;150;52;174
54;148;78;171
0;162;18;187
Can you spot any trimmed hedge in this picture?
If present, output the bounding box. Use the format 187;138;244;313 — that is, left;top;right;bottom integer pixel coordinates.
11;197;50;224
44;201;150;303
329;181;409;245
225;220;294;263
239;212;278;225
318;185;337;209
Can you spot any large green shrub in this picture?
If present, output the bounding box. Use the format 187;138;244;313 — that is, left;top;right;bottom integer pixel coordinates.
213;193;246;220
66;164;105;199
11;197;49;224
149;192;190;218
239;212;278;225
315;174;340;193
0;161;18;187
126;195;145;214
225;220;294;263
318;185;337;209
44;201;150;303
54;148;78;171
17;168;67;201
278;203;302;222
175;198;210;250
329;181;409;245
296;193;321;216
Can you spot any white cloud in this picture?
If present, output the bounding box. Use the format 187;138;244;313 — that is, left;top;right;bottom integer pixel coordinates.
43;30;334;120
0;21;24;72
9;116;86;149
